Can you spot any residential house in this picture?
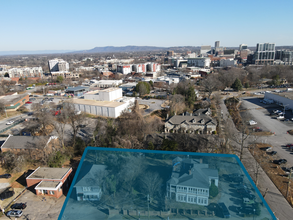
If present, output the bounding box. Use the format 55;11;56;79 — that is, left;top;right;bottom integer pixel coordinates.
74;162;107;201
0;136;58;157
164;109;217;134
166;157;218;206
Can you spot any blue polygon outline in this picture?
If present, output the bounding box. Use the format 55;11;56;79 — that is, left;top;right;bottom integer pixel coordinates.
58;147;277;220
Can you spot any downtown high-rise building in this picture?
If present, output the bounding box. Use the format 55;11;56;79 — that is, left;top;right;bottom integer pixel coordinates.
215;41;220;48
254;43;275;65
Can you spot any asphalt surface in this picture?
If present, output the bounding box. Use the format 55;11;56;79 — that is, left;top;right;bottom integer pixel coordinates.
137;98;165;115
220;94;293;220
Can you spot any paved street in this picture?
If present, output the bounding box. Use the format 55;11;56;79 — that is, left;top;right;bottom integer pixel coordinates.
219;95;293;220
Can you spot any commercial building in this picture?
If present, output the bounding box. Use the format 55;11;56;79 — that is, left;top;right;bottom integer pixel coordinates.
200;45;211;56
187;57;211;68
275;50;293;65
264;91;293;110
48;58;69;72
117;65;132;75
132;64;146;73
92;80;123;88
84;88;122;101
254;43;275;65
215;41;220;48
220;58;237;67
26;167;73;199
65;86;90;97
166;157;218;206
68;87;135;118
167;51;174;56
239;44;248;51
0;93;29;110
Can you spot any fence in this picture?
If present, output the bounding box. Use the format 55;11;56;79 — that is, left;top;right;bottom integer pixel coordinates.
0;119;25;134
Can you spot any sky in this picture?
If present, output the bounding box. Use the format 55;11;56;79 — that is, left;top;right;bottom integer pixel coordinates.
1;0;293;51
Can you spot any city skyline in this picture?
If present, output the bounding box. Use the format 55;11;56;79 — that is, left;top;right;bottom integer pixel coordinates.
1;0;293;52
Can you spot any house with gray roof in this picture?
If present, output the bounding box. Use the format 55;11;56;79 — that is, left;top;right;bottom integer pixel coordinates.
74;162;107;201
166;157;218;206
165;109;217;134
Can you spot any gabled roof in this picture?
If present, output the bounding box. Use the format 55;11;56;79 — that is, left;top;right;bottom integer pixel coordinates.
167;114;216;126
74;163;107;187
1;136;52;150
167;158;218;189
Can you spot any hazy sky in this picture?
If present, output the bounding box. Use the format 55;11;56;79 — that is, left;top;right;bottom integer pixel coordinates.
1;0;292;51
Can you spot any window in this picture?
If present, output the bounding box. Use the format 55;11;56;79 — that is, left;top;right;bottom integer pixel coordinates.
50;191;55;195
83;187;91;191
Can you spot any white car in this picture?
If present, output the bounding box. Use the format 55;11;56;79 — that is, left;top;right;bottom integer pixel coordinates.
277;115;284;120
248;120;257;125
6;121;14;125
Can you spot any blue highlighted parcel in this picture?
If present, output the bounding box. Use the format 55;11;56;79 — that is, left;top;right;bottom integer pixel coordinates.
59;147;276;220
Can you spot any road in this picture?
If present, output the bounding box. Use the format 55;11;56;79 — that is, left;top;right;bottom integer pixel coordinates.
219;94;293;220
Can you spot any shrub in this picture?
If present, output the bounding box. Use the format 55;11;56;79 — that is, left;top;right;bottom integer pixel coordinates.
209;183;218;198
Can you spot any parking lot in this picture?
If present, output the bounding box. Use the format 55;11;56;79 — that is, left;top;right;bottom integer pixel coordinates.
1;190;66;220
240;97;293;167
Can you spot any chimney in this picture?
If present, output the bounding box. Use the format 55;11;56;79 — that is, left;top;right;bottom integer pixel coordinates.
199;158;203;164
183;112;184;116
166;114;169;119
189;169;192;175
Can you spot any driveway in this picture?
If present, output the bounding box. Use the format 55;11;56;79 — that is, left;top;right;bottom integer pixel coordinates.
138;99;165;115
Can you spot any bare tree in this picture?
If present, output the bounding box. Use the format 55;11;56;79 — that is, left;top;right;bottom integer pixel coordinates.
139;172;163;204
201;75;222;99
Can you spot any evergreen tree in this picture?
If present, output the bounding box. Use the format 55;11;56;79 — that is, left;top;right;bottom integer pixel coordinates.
231;78;243;91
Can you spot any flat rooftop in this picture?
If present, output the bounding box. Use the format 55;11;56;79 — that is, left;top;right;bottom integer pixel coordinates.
0;93;28;105
69;99;125;107
267;91;293;100
35;181;62;189
27;167;71;180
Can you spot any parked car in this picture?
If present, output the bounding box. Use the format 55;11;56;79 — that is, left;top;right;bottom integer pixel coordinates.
286;144;293;148
11;203;27;210
238;206;255;215
6;121;14;125
277;115;284;120
0;188;15;200
218;203;230;218
248;120;257;126
6;210;23;218
274;159;287;165
281;167;292;174
268;151;277;156
262;147;272;151
0;174;11;179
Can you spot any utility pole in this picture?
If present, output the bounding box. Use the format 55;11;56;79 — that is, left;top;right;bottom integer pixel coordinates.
4;108;8;118
147;194;150;220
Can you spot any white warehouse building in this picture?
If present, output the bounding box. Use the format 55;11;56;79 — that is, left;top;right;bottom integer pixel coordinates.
264;91;293;110
68;88;135;118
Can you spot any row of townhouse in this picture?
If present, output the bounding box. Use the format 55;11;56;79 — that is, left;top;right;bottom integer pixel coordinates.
117;62;161;75
0;66;43;78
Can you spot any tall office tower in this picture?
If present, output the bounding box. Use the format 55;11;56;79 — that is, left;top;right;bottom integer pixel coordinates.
254;43;275;65
48;58;69;72
215;41;220;48
200;45;211;56
167;51;174;56
239;44;248;51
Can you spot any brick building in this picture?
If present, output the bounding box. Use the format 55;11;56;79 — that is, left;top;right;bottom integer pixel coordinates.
26;167;73;198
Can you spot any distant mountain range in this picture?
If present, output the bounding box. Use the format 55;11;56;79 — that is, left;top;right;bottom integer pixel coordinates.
1;45;293;56
0;50;74;56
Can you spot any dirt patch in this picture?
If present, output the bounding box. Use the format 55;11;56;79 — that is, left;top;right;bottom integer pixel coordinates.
252;131;274;136
249;143;293;206
139;104;149;110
